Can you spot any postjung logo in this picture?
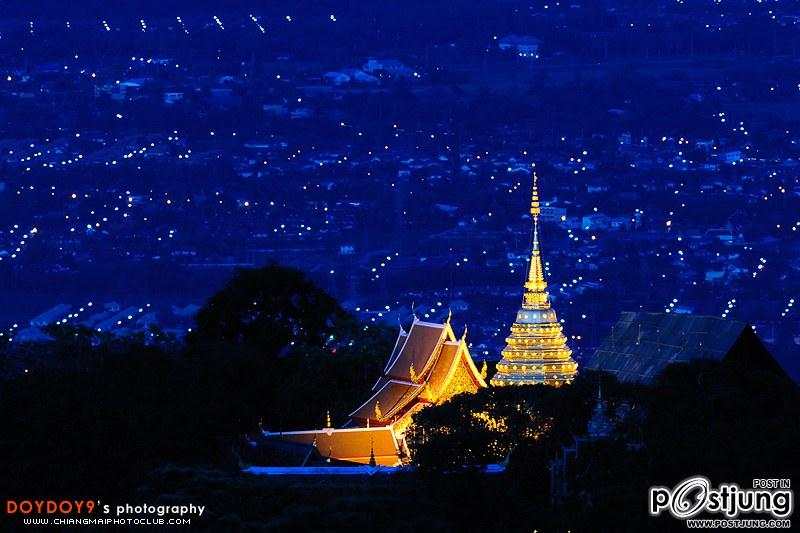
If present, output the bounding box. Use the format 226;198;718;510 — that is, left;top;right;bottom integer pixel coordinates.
649;476;793;520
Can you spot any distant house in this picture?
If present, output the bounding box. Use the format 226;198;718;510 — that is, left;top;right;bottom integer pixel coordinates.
498;35;542;57
94;83;126;101
540;205;567;223
705;227;735;242
585;312;787;384
324;71;351;86
582;213;611;230
345;69;380;84
610;217;632;231
290;108;313;119
262;104;288;116
163;92;184;104
30;304;72;327
722;150;742;164
362;58;412;77
695;139;714;151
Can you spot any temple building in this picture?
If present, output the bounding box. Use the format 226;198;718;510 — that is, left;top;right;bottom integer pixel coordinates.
491;172;579;386
587;384;613;439
585;311;787;383
258;314;488;466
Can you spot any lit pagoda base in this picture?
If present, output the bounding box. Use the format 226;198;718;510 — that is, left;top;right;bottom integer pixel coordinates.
491;362;577;387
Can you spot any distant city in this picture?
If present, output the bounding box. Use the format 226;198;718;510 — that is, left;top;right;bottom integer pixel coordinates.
1;0;799;380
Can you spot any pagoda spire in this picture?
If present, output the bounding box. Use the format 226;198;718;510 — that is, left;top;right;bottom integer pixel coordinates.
491;168;579;387
523;171;549;308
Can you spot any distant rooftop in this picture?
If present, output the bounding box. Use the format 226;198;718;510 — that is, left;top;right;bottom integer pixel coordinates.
585;312;784;383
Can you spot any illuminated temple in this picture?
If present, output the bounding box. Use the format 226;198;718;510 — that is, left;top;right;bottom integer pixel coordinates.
491;172;579;386
260;314;488;466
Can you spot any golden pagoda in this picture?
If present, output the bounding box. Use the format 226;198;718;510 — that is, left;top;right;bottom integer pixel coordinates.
491;170;578;386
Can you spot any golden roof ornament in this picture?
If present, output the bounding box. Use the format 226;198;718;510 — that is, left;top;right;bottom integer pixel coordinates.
409;363;417;382
325;410;331;428
424;381;433;400
374;400;382;421
369;438;377;467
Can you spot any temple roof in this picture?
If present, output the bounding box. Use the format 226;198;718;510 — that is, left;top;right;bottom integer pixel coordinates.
426;342;460;393
262;426;401;467
349;379;423;423
352;316;486;426
384;319;450;381
260;315;487;468
382;328;409;375
585;312;782;383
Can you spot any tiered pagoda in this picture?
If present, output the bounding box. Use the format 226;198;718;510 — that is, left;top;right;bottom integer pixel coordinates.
491;171;579;386
261;314;488;466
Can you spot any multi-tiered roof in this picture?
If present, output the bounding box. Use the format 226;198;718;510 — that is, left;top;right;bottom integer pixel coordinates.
261;314;487;466
491;171;579;386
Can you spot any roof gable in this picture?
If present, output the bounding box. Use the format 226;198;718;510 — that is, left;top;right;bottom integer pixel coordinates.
384;318;447;380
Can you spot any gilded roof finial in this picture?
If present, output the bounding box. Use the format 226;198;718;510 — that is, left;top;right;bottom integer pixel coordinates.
447;307;452;324
461;324;468;343
369;438;377;467
374;400;382;421
409;363;417;382
411;301;417;319
325;410;332;428
524;169;548;304
480;360;488;380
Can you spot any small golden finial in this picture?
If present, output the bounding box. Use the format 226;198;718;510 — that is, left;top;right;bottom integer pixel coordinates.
325;410;331;428
461;324;468;343
369;438;377;467
374;401;382;421
480;360;488;380
366;418;370;428
411;301;417;319
531;169;541;217
409;363;417;382
447;307;452;324
424;381;433;400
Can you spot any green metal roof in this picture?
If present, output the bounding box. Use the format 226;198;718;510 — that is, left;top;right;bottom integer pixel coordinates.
585;312;749;383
